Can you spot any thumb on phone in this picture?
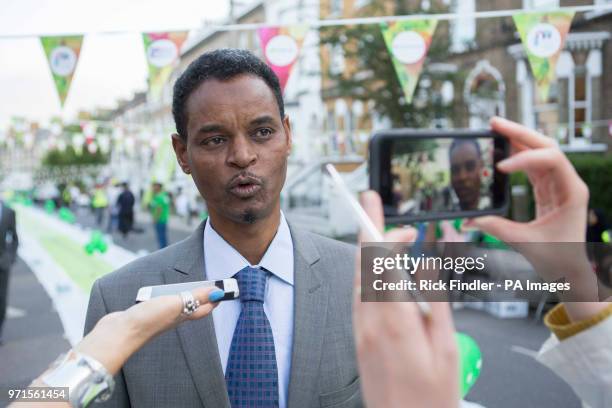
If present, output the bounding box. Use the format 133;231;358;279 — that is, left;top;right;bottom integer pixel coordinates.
464;216;526;243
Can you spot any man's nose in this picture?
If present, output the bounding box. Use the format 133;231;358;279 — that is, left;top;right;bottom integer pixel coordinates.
227;135;257;168
455;167;469;182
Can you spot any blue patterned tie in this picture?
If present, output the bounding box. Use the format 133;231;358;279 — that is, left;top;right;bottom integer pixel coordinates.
225;266;279;407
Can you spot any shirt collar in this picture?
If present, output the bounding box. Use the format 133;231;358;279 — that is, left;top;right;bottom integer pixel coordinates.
203;211;294;286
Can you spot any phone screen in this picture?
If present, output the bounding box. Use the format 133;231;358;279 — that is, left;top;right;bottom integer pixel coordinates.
370;130;509;223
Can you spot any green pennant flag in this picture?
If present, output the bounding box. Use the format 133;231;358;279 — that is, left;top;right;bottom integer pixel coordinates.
142;32;188;101
381;19;438;104
40;36;83;107
151;134;177;185
513;11;574;103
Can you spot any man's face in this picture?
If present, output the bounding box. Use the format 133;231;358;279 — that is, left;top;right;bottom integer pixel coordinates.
450;143;483;211
172;74;291;225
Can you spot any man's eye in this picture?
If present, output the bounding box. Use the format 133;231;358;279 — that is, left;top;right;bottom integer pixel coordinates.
254;128;273;138
465;160;477;172
203;136;225;146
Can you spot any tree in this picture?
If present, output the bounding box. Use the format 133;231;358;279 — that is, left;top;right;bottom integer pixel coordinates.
42;145;109;167
319;0;459;128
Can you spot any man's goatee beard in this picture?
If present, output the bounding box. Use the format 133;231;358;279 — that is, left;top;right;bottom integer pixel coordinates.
241;210;257;224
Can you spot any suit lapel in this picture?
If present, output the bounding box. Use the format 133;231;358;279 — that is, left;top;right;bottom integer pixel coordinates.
162;221;230;408
287;226;328;408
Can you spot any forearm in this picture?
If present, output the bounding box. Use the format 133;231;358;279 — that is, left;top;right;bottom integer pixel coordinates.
76;309;168;375
553;257;603;321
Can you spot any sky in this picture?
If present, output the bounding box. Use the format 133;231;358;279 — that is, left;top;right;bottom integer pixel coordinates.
0;0;231;127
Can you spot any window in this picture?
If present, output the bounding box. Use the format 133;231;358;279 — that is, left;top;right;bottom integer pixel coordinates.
573;66;590;139
450;0;476;53
328;44;345;76
533;81;560;140
354;0;371;9
530;63;592;144
330;0;343;16
523;0;559;9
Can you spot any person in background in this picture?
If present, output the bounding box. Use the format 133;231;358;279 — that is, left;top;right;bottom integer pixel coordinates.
587;208;609;243
149;182;169;249
60;184;72;208
106;182;121;233
0;198;18;346
91;184;108;228
69;184;80;211
449;139;484;211
116;182;135;239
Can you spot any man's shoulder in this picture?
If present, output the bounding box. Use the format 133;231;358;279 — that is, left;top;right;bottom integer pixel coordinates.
292;226;355;252
95;239;187;291
290;226;356;279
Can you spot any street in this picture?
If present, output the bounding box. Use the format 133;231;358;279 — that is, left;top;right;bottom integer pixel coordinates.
0;260;70;407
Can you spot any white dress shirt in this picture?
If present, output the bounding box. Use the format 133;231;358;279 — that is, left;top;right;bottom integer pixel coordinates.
203;212;294;408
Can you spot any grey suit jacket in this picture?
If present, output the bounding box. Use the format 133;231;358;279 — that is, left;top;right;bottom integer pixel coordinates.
84;221;362;408
0;203;18;271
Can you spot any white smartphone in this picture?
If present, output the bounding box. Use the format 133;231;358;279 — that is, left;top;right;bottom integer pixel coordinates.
135;278;239;303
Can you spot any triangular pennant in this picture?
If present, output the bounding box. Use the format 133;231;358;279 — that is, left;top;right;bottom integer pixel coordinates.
257;25;308;92
142;31;188;101
380;19;437;104
40;35;83;107
513;11;574;103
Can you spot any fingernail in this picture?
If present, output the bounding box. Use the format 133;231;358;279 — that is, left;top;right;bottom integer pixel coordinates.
208;290;225;302
497;157;515;168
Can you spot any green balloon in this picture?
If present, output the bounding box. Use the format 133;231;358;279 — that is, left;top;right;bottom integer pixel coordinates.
456;332;482;398
85;230;107;254
58;207;75;224
44;200;56;214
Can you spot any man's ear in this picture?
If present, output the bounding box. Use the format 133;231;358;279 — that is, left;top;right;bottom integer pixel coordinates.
282;115;292;156
171;133;191;174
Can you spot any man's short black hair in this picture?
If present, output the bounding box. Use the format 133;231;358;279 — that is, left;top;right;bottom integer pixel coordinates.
449;138;482;161
172;48;284;140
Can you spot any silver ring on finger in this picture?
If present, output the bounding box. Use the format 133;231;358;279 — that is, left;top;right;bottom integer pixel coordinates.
180;291;200;316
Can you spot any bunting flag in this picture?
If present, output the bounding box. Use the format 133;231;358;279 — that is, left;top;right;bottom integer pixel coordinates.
380;19;437;104
142;31;188;100
40;36;83;107
151;134;177;184
513;11;574;103
257;25;308;92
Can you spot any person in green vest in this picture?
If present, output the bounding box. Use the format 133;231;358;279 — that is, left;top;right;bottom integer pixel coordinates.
91;184;109;227
149;182;170;249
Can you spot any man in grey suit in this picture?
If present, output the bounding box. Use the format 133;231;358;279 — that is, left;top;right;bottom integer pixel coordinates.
0;199;18;345
84;49;362;407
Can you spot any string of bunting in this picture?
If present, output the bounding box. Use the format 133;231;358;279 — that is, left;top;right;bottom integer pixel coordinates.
3;5;611;113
